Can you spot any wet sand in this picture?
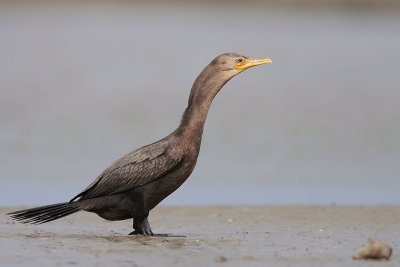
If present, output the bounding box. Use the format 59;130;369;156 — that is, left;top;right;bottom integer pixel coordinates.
1;206;398;266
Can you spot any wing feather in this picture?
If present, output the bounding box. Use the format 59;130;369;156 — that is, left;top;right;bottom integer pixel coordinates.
70;141;181;201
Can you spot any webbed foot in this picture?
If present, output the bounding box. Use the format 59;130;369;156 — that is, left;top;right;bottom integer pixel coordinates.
128;229;154;236
130;217;154;236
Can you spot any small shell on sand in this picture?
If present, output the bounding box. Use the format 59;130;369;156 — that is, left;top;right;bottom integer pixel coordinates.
353;238;392;260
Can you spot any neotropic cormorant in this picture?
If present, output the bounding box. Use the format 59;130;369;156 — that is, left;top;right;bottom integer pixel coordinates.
8;53;272;235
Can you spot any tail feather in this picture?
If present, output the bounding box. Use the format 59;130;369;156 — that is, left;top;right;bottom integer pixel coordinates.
26;205;79;224
8;202;81;224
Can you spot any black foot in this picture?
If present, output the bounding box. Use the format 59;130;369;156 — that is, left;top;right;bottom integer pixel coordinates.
129;231;143;236
131;217;154;236
128;230;154;236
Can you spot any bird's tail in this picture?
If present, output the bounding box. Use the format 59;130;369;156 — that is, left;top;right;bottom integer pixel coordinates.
7;202;81;224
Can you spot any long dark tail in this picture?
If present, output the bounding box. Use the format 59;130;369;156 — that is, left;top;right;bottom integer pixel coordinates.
7;202;81;224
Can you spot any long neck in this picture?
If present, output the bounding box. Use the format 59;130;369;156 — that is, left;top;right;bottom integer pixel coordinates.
177;68;231;144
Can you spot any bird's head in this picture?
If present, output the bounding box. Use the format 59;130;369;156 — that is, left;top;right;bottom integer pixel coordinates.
187;53;272;107
209;53;272;78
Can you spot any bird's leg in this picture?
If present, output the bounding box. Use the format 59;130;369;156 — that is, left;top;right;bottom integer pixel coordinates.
128;189;153;236
129;215;153;236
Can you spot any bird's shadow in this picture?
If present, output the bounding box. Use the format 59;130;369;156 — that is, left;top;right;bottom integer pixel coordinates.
153;233;186;238
16;231;186;243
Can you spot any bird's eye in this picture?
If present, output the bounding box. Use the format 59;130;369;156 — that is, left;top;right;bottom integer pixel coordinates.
237;58;243;64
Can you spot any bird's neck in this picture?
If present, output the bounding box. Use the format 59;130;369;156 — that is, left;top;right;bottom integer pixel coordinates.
178;70;230;145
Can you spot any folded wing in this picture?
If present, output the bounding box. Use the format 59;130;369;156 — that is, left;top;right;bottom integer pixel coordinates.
70;142;181;202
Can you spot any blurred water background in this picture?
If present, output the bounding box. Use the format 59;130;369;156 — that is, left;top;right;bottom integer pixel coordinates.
1;1;399;206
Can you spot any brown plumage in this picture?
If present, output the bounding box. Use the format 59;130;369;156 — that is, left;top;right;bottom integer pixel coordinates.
8;53;272;235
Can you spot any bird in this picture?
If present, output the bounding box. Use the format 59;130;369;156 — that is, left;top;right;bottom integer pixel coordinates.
8;53;272;236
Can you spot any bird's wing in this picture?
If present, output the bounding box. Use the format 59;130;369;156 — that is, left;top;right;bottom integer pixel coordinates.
70;142;181;202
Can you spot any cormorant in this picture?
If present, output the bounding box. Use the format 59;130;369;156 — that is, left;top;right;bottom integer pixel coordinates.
8;53;272;235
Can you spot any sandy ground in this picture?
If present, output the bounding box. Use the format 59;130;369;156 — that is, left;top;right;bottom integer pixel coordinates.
0;205;399;267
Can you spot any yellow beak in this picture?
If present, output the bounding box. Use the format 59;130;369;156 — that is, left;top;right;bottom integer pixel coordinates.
235;58;272;71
